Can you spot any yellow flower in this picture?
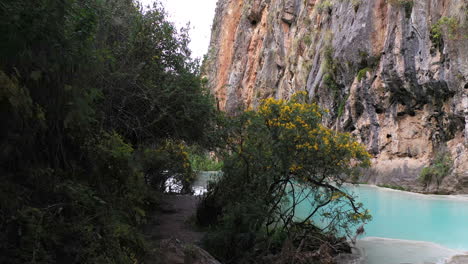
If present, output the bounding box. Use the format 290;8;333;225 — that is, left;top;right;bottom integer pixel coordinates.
290;164;303;172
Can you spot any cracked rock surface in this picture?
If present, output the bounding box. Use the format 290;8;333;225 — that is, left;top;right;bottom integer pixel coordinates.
204;0;468;193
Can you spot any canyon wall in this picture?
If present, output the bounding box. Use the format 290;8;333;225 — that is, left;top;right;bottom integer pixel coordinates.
203;0;468;193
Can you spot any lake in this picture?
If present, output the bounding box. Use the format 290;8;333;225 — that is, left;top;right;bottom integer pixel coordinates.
193;172;468;263
327;185;468;264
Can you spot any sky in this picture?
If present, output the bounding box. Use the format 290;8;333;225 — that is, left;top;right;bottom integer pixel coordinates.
139;0;218;59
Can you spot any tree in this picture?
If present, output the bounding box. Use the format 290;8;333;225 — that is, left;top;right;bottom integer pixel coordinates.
0;0;216;263
95;1;216;144
198;92;371;263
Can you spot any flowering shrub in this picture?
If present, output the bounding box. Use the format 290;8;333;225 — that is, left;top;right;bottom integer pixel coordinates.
199;92;371;262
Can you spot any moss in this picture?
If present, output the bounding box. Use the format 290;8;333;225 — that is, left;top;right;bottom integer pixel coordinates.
356;67;372;81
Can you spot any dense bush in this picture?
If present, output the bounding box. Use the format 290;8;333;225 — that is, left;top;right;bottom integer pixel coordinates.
140;140;195;193
198;93;371;263
0;0;216;263
188;145;223;172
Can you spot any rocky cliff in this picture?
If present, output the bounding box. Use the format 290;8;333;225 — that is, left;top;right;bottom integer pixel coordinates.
203;0;468;193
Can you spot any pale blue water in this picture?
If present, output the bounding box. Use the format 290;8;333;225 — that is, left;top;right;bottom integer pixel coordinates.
194;173;468;262
294;184;468;250
346;185;468;251
293;184;468;263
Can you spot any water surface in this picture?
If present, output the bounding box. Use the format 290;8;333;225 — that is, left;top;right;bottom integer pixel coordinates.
193;173;468;263
347;185;468;250
304;185;468;264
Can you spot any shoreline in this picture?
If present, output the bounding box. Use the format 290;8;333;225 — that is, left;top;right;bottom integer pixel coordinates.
355;237;467;264
351;183;468;202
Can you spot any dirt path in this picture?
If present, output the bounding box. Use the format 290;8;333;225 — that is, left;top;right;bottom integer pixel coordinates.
144;194;205;245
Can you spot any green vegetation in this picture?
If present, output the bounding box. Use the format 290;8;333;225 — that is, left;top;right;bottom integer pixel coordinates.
317;0;334;14
337;93;350;118
419;151;453;188
388;0;414;18
188;146;224;171
0;0;216;263
197;93;372;263
355;50;380;82
322;44;340;92
357;67;372;82
322;41;353;119
303;34;313;46
430;17;460;48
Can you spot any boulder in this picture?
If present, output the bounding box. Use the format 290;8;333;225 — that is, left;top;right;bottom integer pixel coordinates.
157;238;221;264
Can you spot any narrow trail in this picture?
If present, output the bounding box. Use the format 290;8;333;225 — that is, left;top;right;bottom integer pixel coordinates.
146;194;204;244
143;194;217;264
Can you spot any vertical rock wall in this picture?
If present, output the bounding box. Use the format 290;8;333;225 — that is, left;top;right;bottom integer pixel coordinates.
204;0;468;193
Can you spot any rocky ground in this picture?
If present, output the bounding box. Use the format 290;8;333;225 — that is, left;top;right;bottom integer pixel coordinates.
447;255;468;264
143;195;220;264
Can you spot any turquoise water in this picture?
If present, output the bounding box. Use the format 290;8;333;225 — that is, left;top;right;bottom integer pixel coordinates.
346;185;468;250
194;173;468;262
294;184;468;263
295;184;468;250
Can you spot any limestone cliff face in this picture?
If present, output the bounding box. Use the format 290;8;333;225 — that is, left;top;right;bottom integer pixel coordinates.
204;0;468;193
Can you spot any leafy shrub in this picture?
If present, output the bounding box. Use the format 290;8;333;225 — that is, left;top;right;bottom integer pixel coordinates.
198;93;371;263
419;151;453;188
190;154;223;171
188;147;224;172
430;17;460;49
0;0;216;262
140;140;195;193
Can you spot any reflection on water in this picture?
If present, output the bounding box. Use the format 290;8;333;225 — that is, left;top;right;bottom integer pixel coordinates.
192;171;222;195
164;171;221;195
164;176;184;193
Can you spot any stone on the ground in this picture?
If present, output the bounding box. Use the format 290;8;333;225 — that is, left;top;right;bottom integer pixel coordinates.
158;238;221;264
446;255;468;264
